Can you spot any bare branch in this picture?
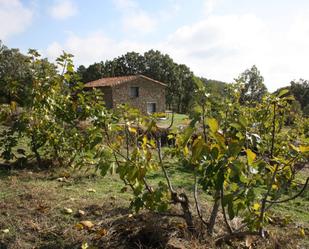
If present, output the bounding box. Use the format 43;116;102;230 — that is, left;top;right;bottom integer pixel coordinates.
156;137;175;193
193;171;208;226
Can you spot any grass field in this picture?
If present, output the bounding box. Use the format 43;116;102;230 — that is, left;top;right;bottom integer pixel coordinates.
0;162;308;249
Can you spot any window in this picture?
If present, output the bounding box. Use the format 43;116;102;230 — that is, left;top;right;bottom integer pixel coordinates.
147;102;156;114
130;87;139;97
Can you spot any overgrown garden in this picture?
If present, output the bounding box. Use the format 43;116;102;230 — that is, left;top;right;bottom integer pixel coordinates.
0;43;308;248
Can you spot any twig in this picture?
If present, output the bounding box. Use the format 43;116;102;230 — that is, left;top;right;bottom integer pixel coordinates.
166;111;175;129
156;137;174;193
220;186;233;234
193;171;208;226
265;177;309;204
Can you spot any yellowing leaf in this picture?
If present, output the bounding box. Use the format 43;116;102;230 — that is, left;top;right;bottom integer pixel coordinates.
128;127;137;134
207;118;219;133
299;227;305;237
246;149;256;165
252;203;260;211
74;223;84;230
142;135;147;145
299;146;309;153
183;146;189;156
272;184;278;190
81;241;89;249
80;220;94;229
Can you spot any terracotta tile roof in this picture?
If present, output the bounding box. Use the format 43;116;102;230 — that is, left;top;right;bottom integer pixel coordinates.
84;75;167;88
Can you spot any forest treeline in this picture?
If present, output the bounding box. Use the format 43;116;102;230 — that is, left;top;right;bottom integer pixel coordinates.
0;41;308;116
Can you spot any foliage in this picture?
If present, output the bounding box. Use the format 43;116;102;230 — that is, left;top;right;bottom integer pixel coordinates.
236;65;268;105
0;41;33;105
281;79;309;117
0;50;110;169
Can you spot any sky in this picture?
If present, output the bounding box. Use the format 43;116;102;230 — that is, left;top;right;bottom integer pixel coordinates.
1;0;309;92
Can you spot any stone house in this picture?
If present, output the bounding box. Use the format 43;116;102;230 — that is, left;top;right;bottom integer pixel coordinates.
84;75;167;114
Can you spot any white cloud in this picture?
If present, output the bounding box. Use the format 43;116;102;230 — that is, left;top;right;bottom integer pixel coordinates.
45;5;309;92
203;0;218;15
122;12;156;34
113;0;157;34
162;11;309;91
49;0;78;20
0;0;33;40
45;32;153;66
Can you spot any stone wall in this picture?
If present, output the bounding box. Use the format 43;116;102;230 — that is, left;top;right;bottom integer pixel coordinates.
100;86;113;109
112;77;166;113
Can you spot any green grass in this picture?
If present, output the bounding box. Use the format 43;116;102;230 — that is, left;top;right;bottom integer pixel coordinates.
157;113;190;128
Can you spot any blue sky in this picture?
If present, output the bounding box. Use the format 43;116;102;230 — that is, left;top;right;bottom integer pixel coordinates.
1;0;309;91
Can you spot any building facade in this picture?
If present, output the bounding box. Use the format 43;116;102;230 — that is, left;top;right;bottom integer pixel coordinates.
84;75;166;114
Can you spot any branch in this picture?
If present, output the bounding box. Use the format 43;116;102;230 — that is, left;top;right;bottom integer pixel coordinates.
193;171;208;226
265;177;309;204
166;111;174;130
124;123;130;159
221;186;233;234
258;163;279;236
156;137;175;194
201;103;207;143
270;102;276;158
143;177;153;193
259;103;278;236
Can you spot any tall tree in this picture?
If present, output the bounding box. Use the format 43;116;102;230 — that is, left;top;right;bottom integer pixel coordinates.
236;65;267;104
289;79;309;115
0;41;32;105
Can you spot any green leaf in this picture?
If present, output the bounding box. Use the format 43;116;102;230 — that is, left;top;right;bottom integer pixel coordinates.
207;118;219;133
211;146;219;160
277;89;289;98
228;142;242;157
246;149;256;165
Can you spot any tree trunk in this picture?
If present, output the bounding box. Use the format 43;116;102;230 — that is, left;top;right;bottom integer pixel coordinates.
208;191;220;235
